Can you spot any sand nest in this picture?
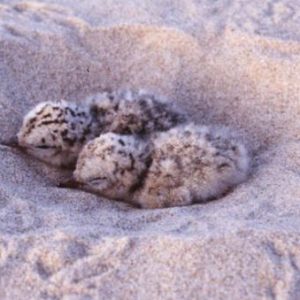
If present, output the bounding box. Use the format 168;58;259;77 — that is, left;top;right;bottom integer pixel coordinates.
0;1;300;299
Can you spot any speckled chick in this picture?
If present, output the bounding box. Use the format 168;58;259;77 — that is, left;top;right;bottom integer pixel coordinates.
74;133;151;203
17;100;100;167
135;124;250;208
18;90;186;167
73;124;250;209
88;89;186;136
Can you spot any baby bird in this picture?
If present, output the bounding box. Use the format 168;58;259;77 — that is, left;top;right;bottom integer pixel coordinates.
17;100;100;167
74;124;250;209
18;90;186;168
88;89;186;136
134;124;250;208
74;133;151;203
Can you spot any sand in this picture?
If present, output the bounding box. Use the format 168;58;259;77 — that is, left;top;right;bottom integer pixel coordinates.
0;1;300;299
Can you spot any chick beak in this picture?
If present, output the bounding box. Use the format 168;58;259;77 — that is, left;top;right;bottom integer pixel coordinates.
57;178;83;189
1;138;25;152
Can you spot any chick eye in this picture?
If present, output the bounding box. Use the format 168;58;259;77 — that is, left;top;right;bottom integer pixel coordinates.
217;163;231;171
35;145;57;149
89;177;108;185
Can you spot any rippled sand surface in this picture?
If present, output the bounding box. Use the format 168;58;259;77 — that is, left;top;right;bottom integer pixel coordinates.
0;1;300;299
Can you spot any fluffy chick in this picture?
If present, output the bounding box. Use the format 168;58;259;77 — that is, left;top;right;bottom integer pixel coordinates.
73;124;250;209
88;89;186;135
74;133;151;203
17;100;100;167
135;124;250;208
18;90;185;167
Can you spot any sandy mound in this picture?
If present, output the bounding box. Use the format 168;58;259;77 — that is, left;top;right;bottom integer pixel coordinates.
0;1;300;299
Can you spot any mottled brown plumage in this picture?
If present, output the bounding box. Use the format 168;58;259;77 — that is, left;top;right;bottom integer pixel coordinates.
17;100;100;167
87;89;186;136
74;133;151;204
134;124;250;208
18;90;185;168
74;124;250;209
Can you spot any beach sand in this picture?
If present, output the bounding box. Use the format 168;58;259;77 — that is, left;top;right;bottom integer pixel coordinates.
0;1;300;299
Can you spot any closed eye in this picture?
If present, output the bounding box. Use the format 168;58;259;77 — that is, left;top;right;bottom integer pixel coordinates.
89;177;108;185
35;145;58;149
217;162;231;170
